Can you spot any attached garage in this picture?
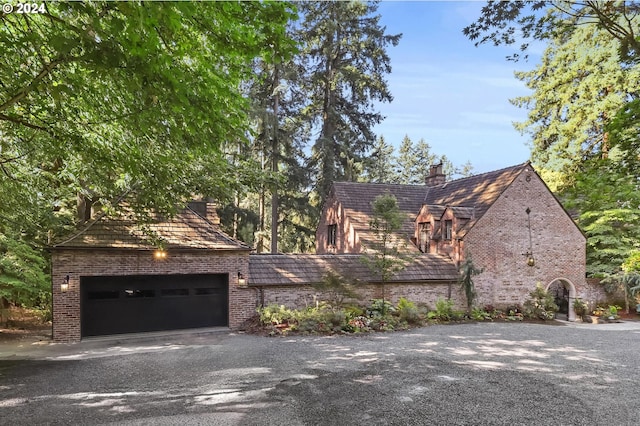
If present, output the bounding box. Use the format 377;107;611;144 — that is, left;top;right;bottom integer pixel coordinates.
51;203;252;343
81;273;229;337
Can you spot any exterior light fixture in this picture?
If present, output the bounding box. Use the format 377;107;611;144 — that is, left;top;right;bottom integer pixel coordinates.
526;253;535;267
524;207;535;267
153;249;167;260
61;275;70;292
238;272;247;286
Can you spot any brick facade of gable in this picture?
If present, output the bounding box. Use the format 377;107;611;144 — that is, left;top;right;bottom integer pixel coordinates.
464;167;594;308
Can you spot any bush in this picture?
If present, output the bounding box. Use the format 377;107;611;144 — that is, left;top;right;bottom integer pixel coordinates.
523;284;558;320
397;297;420;324
573;298;588;316
259;304;297;326
366;299;395;317
470;306;492;321
429;298;455;321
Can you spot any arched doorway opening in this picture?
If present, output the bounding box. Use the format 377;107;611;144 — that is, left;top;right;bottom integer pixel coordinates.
546;279;577;321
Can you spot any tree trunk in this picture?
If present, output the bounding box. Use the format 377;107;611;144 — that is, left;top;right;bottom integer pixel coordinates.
271;65;280;254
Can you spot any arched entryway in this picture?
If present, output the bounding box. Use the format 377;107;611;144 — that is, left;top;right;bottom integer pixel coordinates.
546;278;577;321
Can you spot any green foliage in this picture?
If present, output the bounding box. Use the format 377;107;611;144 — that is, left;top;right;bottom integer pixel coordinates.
365;193;409;281
562;159;640;276
593;304;622;319
363;193;410;312
0;1;297;302
470;307;492;321
396;297;420;324
430;298;456;321
511;24;640;175
362;135;396;183
0;233;50;321
572;298;588;316
464;2;640;63
458;253;483;312
258;304;297;326
366;299;396;318
297;0;401;203
312;270;359;309
523;284;559;320
622;250;640;273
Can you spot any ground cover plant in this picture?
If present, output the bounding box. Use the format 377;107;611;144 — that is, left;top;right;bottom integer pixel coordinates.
253;294;555;336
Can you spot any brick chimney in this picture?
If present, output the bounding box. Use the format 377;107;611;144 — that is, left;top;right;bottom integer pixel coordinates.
188;199;221;225
425;163;446;187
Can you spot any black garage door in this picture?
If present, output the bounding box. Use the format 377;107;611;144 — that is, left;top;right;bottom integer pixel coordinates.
81;274;228;337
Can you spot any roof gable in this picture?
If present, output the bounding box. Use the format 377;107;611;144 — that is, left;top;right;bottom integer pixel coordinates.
331;182;426;239
423;163;527;223
328;163;528;243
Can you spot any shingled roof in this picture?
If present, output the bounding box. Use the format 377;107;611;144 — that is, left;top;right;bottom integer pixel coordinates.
331;182;426;251
52;207;250;251
248;253;458;286
423;163;527;227
330;163;528;243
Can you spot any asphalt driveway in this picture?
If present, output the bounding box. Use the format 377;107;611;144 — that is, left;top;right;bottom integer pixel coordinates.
1;321;639;425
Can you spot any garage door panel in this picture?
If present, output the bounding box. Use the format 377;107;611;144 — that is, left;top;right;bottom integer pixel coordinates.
81;274;228;337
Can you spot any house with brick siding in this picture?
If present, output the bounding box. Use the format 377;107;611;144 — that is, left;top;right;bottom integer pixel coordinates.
50;163;603;342
317;162;602;320
50;202;254;342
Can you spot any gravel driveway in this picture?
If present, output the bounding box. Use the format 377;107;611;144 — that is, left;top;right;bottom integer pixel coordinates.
0;321;638;425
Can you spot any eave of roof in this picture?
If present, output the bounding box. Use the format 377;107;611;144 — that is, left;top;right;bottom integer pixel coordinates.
248;253;458;286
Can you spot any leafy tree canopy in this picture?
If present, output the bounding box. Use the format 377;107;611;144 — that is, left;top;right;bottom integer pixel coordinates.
511;23;640;176
0;1;295;239
463;1;640;62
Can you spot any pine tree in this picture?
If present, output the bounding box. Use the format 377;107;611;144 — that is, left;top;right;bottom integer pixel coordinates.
511;24;640;176
297;1;401;204
362;135;396;183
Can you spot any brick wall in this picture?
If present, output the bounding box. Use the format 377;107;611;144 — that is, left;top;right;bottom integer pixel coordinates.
51;249;251;342
256;281;464;311
465;168;590;310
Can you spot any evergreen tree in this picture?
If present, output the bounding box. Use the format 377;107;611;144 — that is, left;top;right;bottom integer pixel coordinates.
511;24;640;177
393;135;457;184
363;193;409;313
297;0;401;204
362;135;396;183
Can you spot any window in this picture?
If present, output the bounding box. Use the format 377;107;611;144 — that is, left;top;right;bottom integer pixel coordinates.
196;288;220;295
88;291;119;300
161;288;189;297
328;224;337;246
124;289;155;298
418;222;431;253
444;220;453;240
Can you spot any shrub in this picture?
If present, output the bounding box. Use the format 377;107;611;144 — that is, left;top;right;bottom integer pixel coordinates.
523;284;558;320
367;299;396;318
431;298;455;321
470;306;492;321
258;304;296;326
572;298;588;316
397;297;420;324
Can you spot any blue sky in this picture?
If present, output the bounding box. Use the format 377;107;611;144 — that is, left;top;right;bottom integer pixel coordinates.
372;1;542;174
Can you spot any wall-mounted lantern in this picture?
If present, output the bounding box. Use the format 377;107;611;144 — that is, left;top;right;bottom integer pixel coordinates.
61;275;70;292
153;249;167;260
524;207;535;267
525;252;535;267
238;272;247;286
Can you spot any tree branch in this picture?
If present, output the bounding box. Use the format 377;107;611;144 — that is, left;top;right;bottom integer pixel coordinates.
0;113;51;132
0;56;69;113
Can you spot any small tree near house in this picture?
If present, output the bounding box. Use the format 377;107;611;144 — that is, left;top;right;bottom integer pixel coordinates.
362;193;410;314
458;252;483;314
